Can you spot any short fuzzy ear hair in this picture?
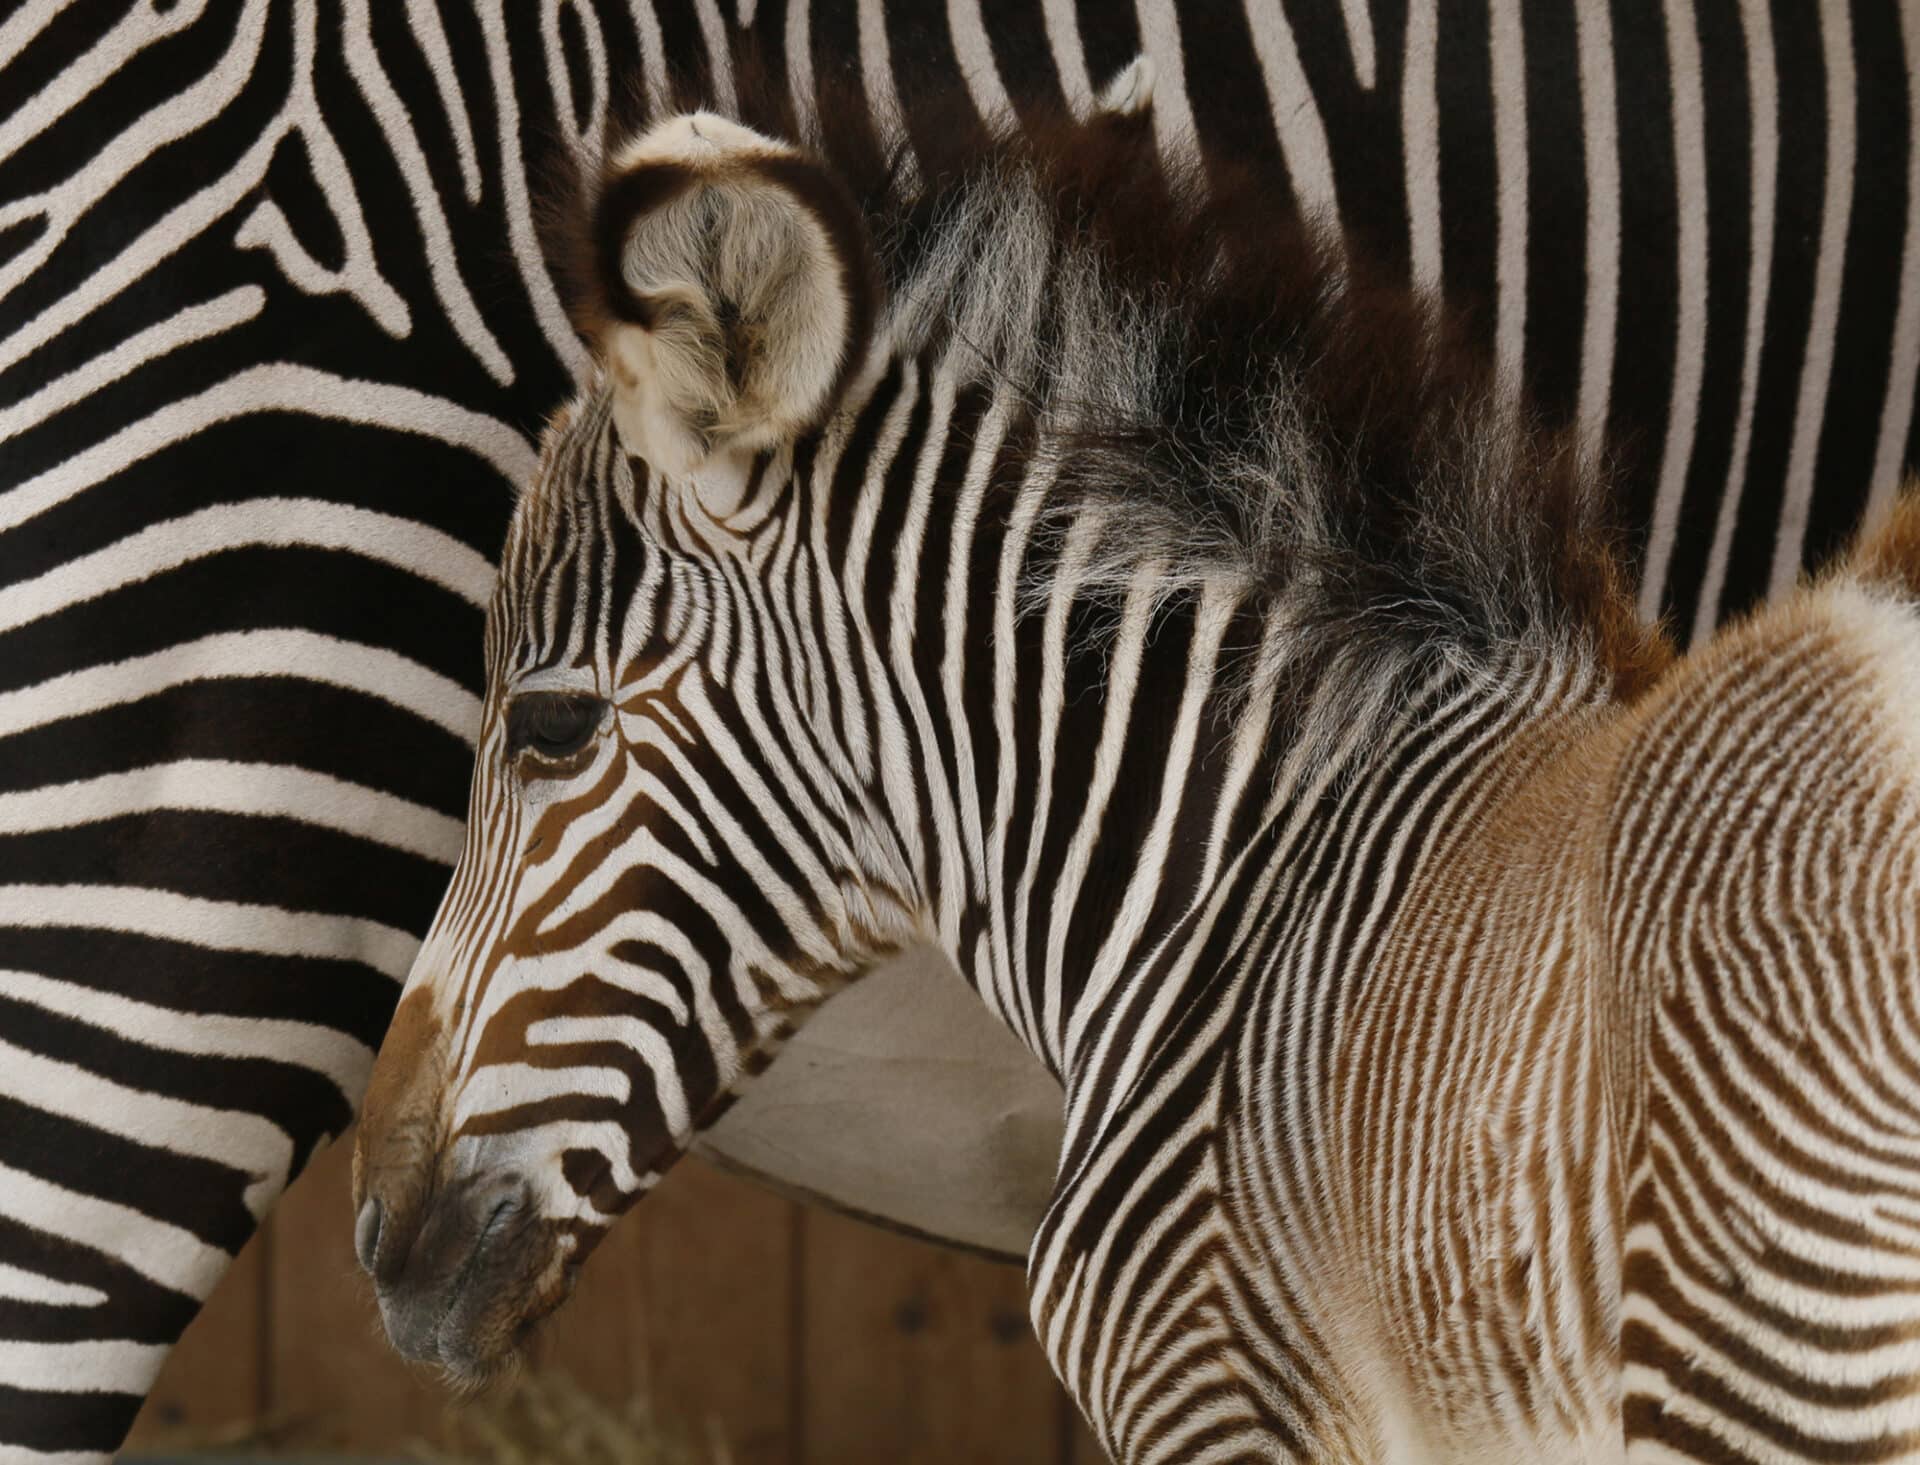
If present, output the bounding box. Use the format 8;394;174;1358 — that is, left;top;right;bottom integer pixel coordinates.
586;112;877;479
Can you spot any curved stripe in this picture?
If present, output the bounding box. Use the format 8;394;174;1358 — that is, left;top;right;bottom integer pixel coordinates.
343;0;513;385
531;1017;690;1132
12;7;1920;1461
1040;0;1093;117
947;0;1016;128
0;364;532;536
1338;0;1376;90
404;0;484;203
0;968;372;1101
234;4;412;340
0;1;211;170
0;761;465;864
0;886;418;980
0;1160;230;1298
0;1264;106;1311
0;288;264;445
857;0;913;177
478;0;592;384
1245;0;1340;228
0;1;272;367
1866;3;1920;527
1691;0;1779;641
626;0;671;110
0;0;85;77
1402;0;1441;300
0;630;481;745
1489;0;1527;404
0;498;497;634
1133;0;1198;169
0;1036;294;1218
1769;1;1858;595
0;1339;169;1396
1573;0;1621;473
782;0;816;143
1638;0;1711;619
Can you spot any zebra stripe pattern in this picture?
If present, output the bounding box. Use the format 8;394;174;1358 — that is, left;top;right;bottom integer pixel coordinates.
4;1;1917;1457
1604;581;1920;1462
353;97;1920;1460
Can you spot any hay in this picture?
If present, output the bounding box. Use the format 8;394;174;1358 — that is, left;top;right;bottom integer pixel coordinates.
123;1370;729;1464
411;1372;728;1465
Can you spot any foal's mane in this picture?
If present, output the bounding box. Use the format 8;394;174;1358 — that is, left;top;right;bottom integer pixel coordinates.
541;58;1672;706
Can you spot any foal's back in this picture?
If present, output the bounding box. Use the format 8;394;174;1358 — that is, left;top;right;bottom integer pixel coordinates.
1601;513;1920;1461
1205;503;1920;1463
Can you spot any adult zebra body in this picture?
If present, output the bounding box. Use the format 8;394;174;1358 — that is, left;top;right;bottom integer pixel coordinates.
2;1;1916;1458
353;100;1920;1462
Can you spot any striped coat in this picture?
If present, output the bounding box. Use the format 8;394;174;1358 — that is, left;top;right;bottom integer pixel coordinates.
2;1;1915;1457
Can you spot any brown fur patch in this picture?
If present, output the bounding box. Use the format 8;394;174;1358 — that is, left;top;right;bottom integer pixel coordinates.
352;985;446;1212
1841;480;1920;600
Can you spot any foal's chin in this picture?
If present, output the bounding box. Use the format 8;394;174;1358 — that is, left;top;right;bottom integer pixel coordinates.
374;1225;577;1390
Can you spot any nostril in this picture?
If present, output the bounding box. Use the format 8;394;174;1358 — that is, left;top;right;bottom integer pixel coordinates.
453;1174;533;1275
354;1197;383;1276
476;1196;516;1253
470;1174;532;1250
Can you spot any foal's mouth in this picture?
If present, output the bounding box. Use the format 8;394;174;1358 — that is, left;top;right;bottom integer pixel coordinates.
370;1174;557;1382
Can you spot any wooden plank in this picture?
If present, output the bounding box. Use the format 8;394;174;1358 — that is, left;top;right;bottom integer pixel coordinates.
121;1218;267;1449
539;1156;798;1465
265;1128;451;1450
130;1130;1081;1463
800;1204;1068;1464
1064;1398;1108;1463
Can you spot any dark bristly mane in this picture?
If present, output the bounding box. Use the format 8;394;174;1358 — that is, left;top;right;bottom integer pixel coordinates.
541;57;1673;705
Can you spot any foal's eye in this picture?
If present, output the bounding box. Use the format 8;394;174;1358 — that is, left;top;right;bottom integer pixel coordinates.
506;693;606;761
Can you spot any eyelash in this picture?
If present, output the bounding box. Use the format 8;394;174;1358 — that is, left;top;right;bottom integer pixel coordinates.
505;693;607;761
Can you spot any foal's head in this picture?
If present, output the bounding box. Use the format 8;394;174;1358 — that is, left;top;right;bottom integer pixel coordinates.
350;113;908;1375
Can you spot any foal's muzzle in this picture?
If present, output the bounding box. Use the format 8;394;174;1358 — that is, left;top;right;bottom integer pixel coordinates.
354;1167;551;1376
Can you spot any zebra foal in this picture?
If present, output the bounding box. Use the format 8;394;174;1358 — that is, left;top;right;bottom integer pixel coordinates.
351;90;1920;1462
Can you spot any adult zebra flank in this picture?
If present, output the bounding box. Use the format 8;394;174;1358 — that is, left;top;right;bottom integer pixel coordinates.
3;2;1917;1460
351;97;1920;1464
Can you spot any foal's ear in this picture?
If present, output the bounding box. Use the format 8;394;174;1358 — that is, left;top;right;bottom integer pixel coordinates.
590;113;877;483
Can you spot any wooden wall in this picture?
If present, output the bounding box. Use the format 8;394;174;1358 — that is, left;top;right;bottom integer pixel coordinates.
123;1134;1099;1462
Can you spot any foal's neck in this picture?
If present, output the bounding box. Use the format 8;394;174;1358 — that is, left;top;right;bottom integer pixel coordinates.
850;448;1626;1122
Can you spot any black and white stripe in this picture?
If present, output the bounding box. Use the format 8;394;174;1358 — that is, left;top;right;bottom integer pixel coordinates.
3;1;1917;1457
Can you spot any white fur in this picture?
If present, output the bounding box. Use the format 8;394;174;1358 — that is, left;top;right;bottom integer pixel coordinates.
1096;56;1156;117
603;112;857;499
1824;579;1920;787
